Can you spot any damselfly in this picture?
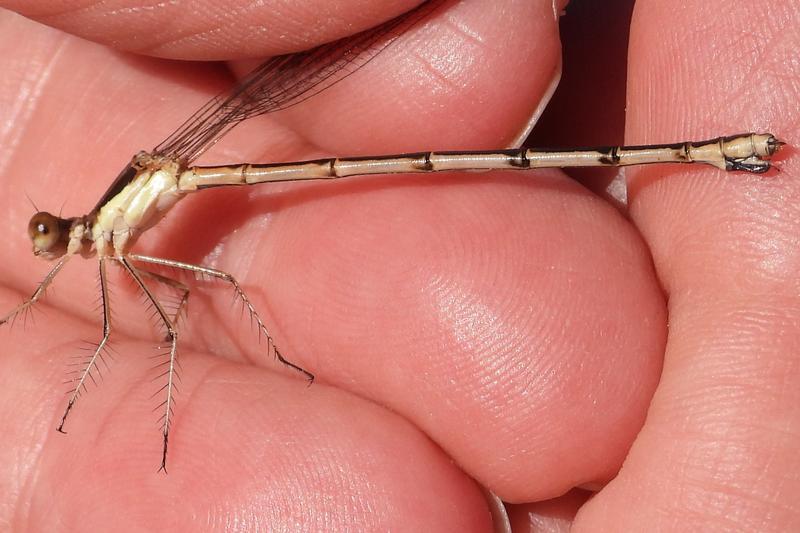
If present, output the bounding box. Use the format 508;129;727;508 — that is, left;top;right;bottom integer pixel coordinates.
0;0;784;471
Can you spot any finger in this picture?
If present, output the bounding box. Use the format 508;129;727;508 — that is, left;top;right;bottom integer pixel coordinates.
0;314;492;530
180;0;666;502
507;489;590;531
0;0;426;60
576;1;800;530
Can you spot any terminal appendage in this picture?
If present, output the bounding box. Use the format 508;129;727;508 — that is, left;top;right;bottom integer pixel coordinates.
721;133;784;173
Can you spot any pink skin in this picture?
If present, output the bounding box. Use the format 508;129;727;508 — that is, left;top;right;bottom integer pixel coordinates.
0;0;796;531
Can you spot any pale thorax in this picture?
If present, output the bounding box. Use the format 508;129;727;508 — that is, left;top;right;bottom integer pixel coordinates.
71;155;185;258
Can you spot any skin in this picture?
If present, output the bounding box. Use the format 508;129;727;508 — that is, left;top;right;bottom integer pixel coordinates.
0;0;797;531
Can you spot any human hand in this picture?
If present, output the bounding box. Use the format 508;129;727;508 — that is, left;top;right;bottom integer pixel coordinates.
0;0;796;531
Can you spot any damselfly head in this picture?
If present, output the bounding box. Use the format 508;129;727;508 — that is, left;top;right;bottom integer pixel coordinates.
28;211;70;259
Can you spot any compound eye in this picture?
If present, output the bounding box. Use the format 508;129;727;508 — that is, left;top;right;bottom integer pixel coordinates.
27;212;63;254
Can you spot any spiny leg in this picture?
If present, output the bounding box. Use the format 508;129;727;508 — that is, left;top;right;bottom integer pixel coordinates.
129;253;314;383
0;256;70;328
58;257;113;433
119;256;178;473
138;269;190;329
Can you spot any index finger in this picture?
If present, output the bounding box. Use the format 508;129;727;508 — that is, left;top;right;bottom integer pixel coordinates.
0;0;427;59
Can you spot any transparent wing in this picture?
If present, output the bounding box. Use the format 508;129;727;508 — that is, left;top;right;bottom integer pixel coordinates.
152;0;441;165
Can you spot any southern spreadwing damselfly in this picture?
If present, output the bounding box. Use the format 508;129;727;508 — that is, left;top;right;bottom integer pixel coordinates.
0;0;784;471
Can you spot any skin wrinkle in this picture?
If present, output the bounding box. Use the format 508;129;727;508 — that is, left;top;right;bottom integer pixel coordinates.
139;3;255;55
19;0;105;18
0;29;67;178
148;1;423;58
684;463;781;530
156;1;317;54
37;0;159;28
249;15;482;151
11;349;69;528
394;42;465;99
19;338;115;524
100;0;178;17
432;264;530;370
